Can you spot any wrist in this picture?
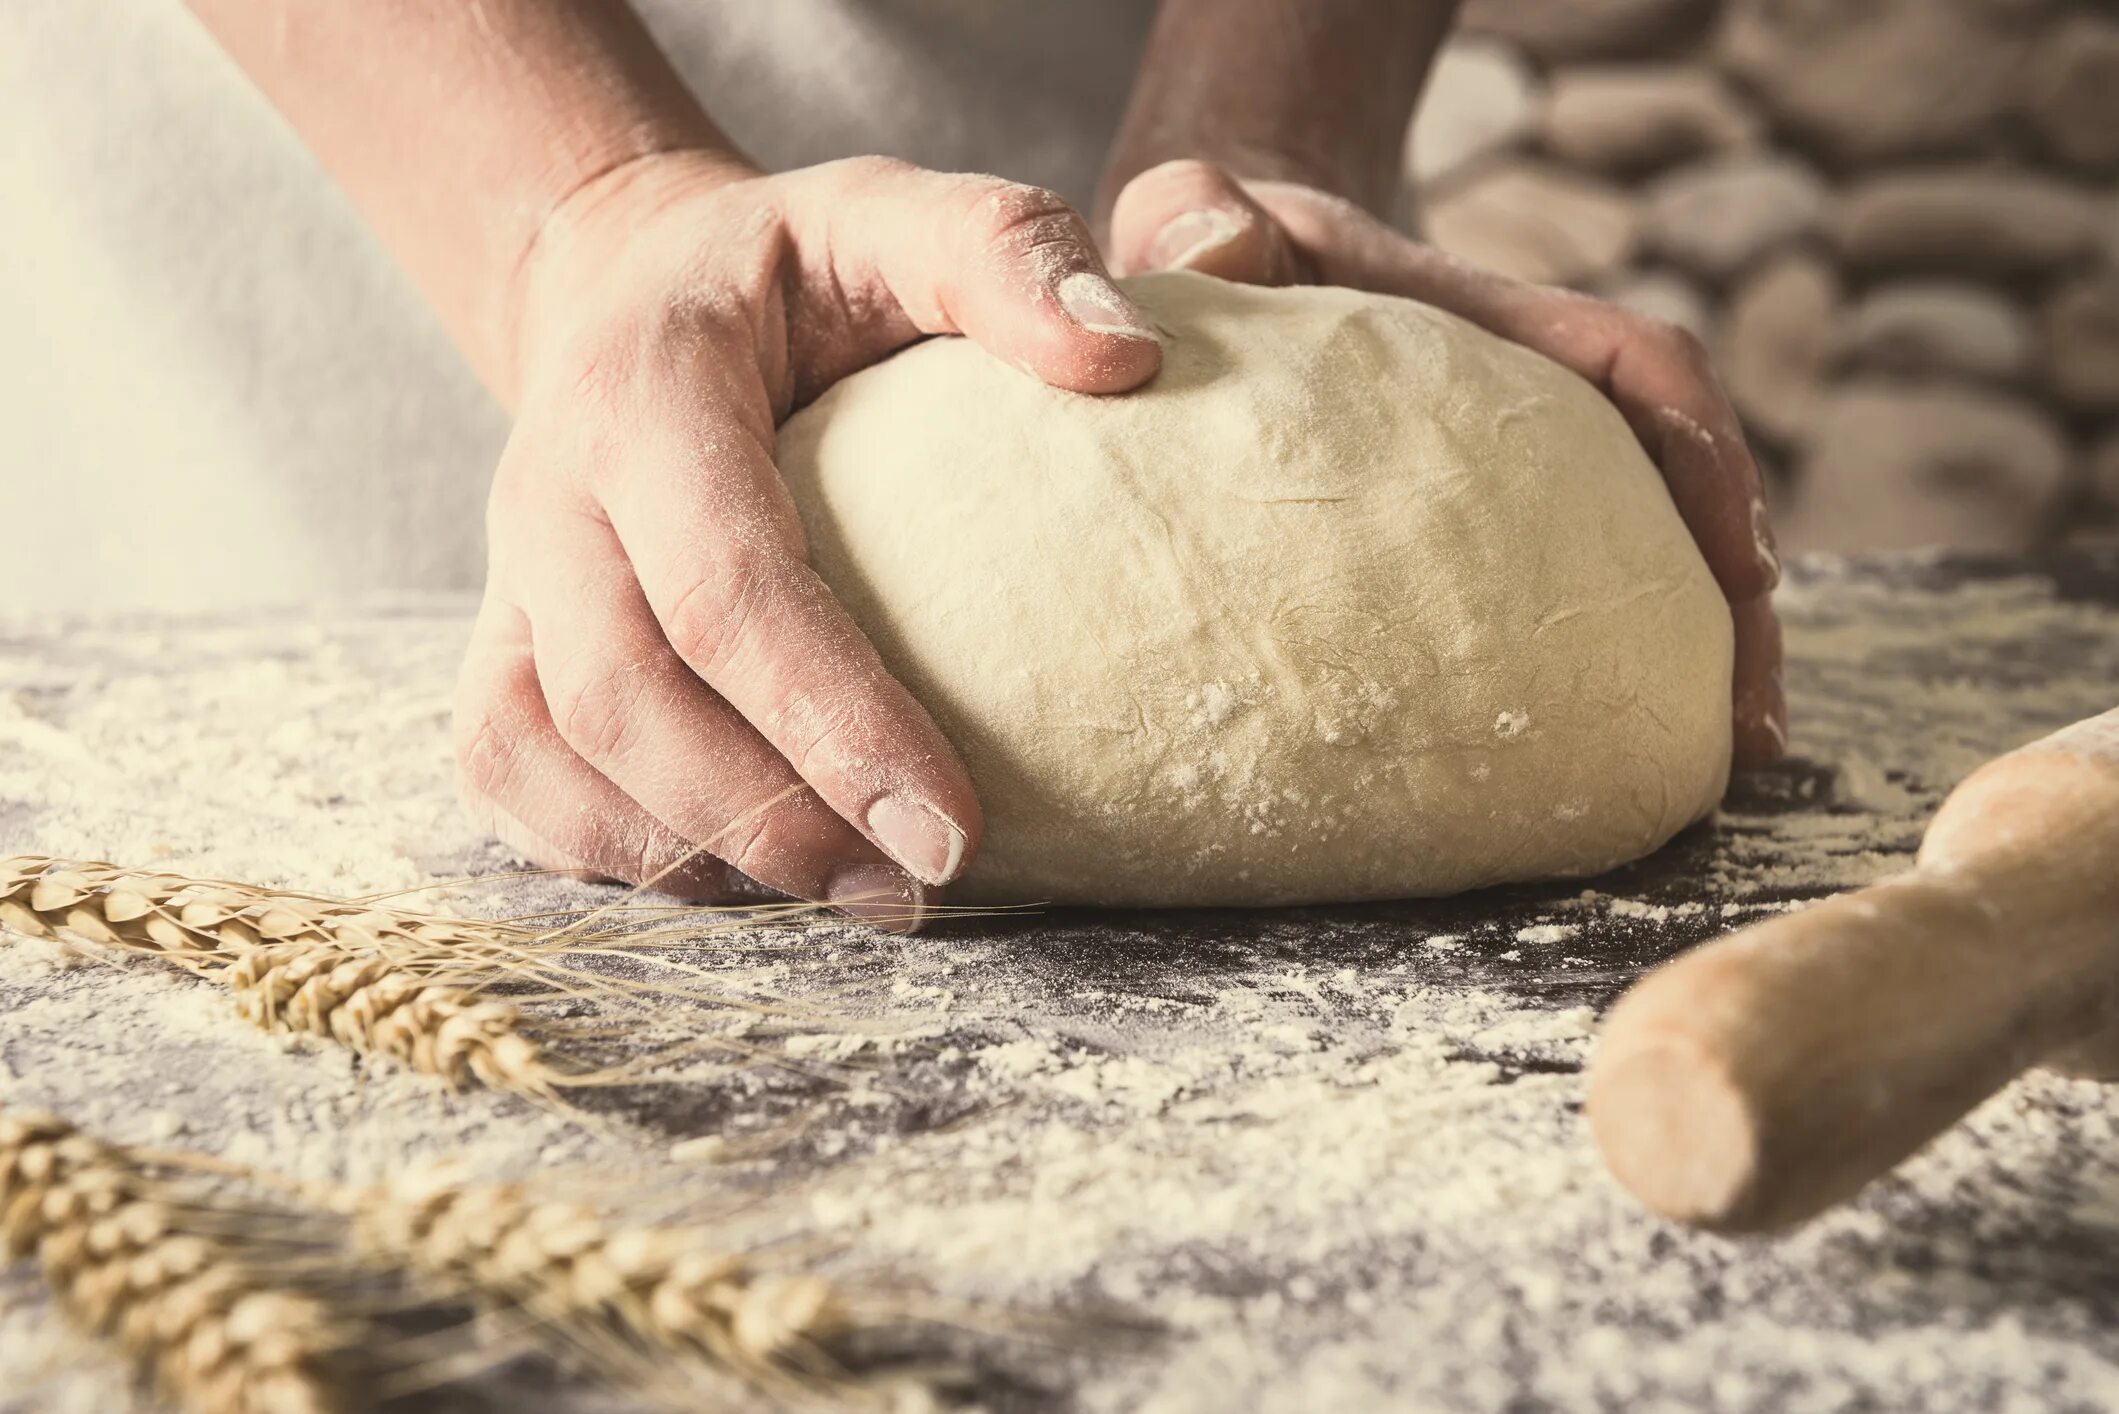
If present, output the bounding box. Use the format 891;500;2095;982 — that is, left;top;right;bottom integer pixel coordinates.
1097;0;1452;225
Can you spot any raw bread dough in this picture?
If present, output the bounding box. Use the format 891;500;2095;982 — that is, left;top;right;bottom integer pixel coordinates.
778;273;1733;906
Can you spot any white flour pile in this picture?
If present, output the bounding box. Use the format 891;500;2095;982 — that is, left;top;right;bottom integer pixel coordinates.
4;559;2119;1411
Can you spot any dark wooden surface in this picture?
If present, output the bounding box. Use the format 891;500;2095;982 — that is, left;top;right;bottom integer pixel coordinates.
5;551;2119;1412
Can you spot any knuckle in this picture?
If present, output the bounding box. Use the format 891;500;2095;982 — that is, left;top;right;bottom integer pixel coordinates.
722;798;824;887
452;698;521;809
1640;316;1713;374
835;153;917;186
660;537;780;675
797;155;920;210
779;690;865;780
604;824;675;891
966;179;1091;262
546;658;648;765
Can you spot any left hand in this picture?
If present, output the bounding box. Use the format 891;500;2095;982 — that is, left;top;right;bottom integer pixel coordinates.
1106;160;1786;773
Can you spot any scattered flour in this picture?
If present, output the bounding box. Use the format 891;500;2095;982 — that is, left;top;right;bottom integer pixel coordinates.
4;564;2119;1409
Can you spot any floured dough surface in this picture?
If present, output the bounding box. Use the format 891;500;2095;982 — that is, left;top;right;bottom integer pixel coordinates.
778;272;1732;906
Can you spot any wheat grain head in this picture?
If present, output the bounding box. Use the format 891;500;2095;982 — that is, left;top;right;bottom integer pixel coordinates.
1;856;874;1106
0;1109;350;1414
227;942;556;1097
349;1164;870;1402
0;855;527;965
1;857;569;1097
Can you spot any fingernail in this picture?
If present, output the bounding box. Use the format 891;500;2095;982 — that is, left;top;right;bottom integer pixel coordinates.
1056;271;1157;341
1761;698;1787;753
865;795;968;885
1751;497;1782;589
826;862;927;932
1734;673;1788;771
1147;209;1243;271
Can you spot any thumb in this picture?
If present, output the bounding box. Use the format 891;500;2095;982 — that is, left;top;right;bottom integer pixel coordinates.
798;158;1164;395
1108;159;1308;285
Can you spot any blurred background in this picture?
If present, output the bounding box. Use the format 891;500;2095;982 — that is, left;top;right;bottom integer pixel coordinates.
1407;0;2119;556
3;0;2114;615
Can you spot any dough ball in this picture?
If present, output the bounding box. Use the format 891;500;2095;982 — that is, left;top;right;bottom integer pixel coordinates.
778;273;1732;906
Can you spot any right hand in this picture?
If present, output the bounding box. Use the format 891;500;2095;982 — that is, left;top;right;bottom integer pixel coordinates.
1107;161;1786;771
454;153;1163;926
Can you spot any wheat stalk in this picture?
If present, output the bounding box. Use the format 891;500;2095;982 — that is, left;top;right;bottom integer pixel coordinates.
345;1164;895;1407
0;1108;352;1414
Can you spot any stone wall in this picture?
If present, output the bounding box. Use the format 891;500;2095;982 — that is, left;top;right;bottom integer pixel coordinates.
1407;0;2119;554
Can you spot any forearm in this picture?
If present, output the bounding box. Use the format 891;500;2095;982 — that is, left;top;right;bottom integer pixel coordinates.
185;0;751;403
1099;0;1459;221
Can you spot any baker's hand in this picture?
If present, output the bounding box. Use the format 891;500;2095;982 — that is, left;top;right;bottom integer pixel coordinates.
1107;160;1786;772
457;153;1162;921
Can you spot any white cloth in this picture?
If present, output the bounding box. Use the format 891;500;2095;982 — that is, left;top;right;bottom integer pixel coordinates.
0;1;1153;612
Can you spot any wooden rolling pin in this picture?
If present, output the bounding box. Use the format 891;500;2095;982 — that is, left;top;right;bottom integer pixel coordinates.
1588;706;2119;1232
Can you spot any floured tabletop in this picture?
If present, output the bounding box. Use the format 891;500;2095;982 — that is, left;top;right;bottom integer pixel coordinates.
4;551;2119;1412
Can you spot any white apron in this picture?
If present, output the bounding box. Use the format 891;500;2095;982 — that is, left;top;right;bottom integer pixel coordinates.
0;1;1153;612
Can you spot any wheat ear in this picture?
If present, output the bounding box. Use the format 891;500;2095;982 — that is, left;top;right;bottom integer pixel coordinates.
0;1109;350;1414
1;856;876;1105
229;942;559;1097
0;855;538;965
0;857;573;1096
348;1165;881;1404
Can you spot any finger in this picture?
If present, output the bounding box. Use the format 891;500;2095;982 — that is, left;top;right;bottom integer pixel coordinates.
592;395;982;895
1247;181;1779;605
484;795;636;890
505;494;932;923
457;592;926;926
1601;331;1778;607
781;157;1163;396
1106;159;1310;285
453;594;747;903
1730;593;1788;772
